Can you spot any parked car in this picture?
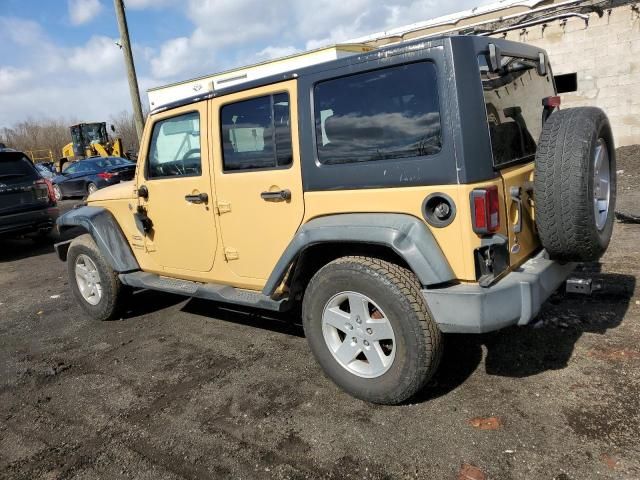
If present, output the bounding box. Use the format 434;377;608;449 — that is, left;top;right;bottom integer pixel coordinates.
0;148;59;238
34;163;55;179
52;156;136;201
55;36;615;404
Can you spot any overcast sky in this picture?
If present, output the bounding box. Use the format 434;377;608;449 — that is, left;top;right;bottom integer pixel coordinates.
0;0;493;128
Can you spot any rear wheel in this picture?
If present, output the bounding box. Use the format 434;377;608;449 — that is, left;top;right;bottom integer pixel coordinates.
67;234;127;321
302;256;442;404
534;107;616;261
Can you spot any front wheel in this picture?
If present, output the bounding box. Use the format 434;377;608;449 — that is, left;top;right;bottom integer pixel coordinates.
302;256;442;404
67;234;127;321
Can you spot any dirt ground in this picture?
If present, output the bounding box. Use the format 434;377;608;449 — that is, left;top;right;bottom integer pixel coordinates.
1;148;639;480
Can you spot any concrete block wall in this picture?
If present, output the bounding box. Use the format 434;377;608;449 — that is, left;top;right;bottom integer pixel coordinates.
498;4;640;147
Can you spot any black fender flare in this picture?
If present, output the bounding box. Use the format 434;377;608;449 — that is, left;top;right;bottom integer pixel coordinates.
262;213;455;296
55;206;140;273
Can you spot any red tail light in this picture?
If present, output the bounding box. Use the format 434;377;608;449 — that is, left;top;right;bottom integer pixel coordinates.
543;95;561;108
35;178;57;205
471;186;500;235
97;172;115;180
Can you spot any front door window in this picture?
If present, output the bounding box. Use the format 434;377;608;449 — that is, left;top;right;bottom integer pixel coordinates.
148;112;201;178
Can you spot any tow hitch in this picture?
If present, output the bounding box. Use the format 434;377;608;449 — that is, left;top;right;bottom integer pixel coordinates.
566;277;603;295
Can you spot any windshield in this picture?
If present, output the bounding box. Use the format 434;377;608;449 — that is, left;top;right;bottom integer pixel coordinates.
82;123;108;144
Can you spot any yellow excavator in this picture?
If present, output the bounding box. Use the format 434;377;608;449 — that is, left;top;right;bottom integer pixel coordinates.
61;122;123;163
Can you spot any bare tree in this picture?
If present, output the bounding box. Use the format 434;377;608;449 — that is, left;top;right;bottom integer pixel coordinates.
0;110;147;161
109;108;148;157
0;118;72;160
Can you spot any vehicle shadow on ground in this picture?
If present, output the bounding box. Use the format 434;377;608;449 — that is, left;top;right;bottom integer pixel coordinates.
173;267;635;403
0;228;86;263
0;201;81;263
416;267;636;403
118;289;189;319
182;299;305;338
0;237;57;262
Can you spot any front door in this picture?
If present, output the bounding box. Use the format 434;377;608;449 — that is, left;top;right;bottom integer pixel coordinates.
137;102;217;273
211;80;304;283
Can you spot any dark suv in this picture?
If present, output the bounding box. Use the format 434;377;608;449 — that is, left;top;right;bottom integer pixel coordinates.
0;148;59;238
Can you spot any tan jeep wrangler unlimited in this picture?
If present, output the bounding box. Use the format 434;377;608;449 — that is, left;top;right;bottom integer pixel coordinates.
56;36;616;404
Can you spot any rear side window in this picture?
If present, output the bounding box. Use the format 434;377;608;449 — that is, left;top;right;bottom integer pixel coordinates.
313;62;442;165
221;93;292;171
478;54;555;167
0;153;38;183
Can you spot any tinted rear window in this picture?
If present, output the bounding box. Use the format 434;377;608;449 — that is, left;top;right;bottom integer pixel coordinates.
0;153;38;183
314;62;442;165
478;54;555;167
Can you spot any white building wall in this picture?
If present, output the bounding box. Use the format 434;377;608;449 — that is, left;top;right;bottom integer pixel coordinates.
498;4;640;147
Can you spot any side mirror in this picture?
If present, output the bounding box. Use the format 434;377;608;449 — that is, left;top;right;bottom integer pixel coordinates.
110;124;116;133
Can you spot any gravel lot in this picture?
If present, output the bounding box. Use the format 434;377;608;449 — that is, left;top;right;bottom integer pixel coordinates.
1;148;639;479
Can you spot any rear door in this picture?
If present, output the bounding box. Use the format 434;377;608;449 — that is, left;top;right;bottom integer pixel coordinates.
211;80;304;282
0;153;48;215
478;52;555;266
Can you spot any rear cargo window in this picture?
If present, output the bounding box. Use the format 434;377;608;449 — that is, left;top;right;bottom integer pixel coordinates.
478;54;555;167
0;153;39;183
313;62;442;165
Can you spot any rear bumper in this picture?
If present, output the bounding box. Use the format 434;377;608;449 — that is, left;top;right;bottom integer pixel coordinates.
423;250;576;333
0;207;59;236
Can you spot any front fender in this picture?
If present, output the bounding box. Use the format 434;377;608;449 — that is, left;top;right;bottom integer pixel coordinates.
56;206;139;273
263;213;455;296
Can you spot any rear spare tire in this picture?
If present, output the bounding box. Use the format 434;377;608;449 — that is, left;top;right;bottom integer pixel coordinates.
534;107;616;261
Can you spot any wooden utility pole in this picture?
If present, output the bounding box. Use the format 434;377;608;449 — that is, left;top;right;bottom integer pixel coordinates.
113;0;145;144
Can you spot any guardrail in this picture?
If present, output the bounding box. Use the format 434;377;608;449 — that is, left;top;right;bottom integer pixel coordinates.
25;149;54;163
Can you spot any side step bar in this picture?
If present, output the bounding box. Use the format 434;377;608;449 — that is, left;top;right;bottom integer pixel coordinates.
119;272;288;312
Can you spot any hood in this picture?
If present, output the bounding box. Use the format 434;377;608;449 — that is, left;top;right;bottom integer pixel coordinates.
87;180;136;202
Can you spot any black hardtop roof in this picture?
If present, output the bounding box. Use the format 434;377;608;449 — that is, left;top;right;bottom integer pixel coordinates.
150;34;545;116
151;34;456;115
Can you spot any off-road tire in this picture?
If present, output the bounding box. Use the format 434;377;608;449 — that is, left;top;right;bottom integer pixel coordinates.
534;107;616;261
302;256;442;404
67;234;126;321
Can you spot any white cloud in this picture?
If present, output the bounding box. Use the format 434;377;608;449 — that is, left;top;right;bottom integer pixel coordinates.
148;0;495;80
124;0;175;8
0;67;32;94
150;37;195;79
2;0;499;127
255;46;299;61
68;0;104;26
68;36;123;75
0;17;47;46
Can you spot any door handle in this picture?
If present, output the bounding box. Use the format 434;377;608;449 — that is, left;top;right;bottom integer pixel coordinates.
185;192;209;204
260;189;291;201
